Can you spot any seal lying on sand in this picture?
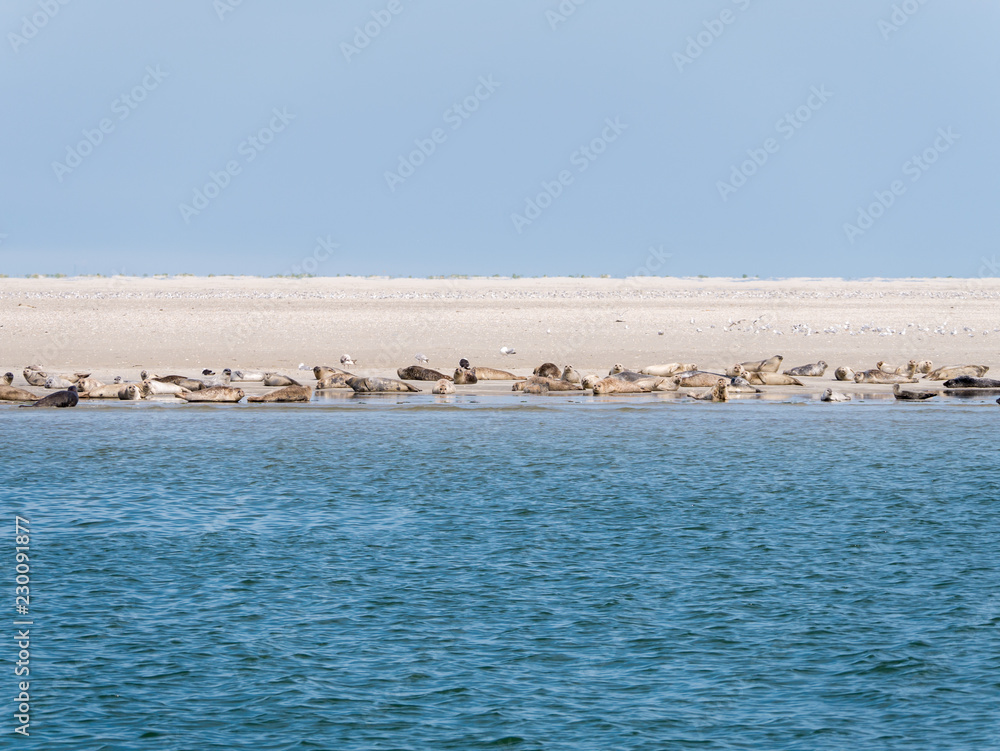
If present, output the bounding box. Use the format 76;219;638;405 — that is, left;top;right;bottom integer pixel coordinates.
534;363;561;378
513;376;582;392
247;385;312;403
878;360;918;377
44;375;76;389
893;384;936;401
1;372;12;386
119;385;142;401
453;368;478;384
641;363;696;377
741;355;783;373
80;384;141;399
821;389;851;402
264;373;301;387
748;372;804;386
201;369;232;388
941;376;1000;388
472;366;519;380
232;370;266;382
0;384;40;402
728;377;762;394
397;366;452;381
853;370;918;384
561;366;582;384
834;366;856;381
141;379;190;395
432;379;456;394
313;365;353;380
784;361;827;377
175;387;245;403
347;377;420;393
316;373;353;389
523;381;549;395
926;365;989;381
591;376;677;394
26;385;78;408
23;369;48;386
725;364;750;379
674;371;730;388
688;379;729;402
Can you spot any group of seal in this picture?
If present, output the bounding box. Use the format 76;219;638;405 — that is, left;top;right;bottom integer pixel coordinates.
6;353;996;407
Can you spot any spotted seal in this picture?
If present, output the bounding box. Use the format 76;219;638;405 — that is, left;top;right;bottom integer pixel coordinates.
175;387;246;403
397;366;452;382
347;377;420;393
784;361;827;377
740;355;783;373
247;385;312;403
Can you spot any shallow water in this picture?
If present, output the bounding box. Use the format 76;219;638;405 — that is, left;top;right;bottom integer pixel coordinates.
4;402;999;750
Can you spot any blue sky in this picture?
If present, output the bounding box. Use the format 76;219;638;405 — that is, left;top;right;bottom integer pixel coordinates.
2;0;997;277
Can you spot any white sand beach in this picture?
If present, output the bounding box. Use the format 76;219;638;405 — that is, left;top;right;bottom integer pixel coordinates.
2;276;998;396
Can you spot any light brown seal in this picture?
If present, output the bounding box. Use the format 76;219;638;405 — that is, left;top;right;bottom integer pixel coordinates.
247;385;312;403
926;365;989;381
688;379;729;402
853;370;918;384
316;373;353;389
0;384;40;402
471;366;519;380
432;379;456;394
640;363;696;377
740;355;783;373
80;384;139;399
592;376;677;394
834;366;856;382
263;374;302;387
675;371;730;388
453;368;478;384
512;376;582;392
174;387;246;402
748;373;805;386
561;366;582;384
313;365;352;380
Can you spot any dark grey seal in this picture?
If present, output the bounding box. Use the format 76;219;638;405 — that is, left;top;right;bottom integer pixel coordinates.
942;376;1000;388
25;385;79;408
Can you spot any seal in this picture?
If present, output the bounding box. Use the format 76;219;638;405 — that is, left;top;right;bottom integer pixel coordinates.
347;377;420;393
740;355;783;373
915;360;933;374
725;364;750;379
877;360;917;377
533;363;561;378
453;368;478;384
784;361;827;377
561;366;582;384
853;370;918;384
74;378;104;393
81;384;143;399
592;376;676;394
232;370;265;382
748;373;805;386
23;369;48;386
728;377;761;394
893;384;936;401
523;381;549;395
459;358;471;370
397;366;452;381
263;373;302;387
141;379;190;395
675;371;730;388
175;378;207;391
119;384;142;401
821;389;851;402
313;365;352;380
201;369;233;388
926;365;989;381
26;385;78;408
512;376;581;392
0;384;40;402
248;385;312;403
941;376;1000;389
688;379;729;402
175;387;246;403
44;375;76;389
1;372;12;386
834;366;856;381
471;366;519;380
641;363;696;377
316;373;353;389
432;379;456;394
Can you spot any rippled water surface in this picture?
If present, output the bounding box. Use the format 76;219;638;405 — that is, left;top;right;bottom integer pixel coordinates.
4;402;999;750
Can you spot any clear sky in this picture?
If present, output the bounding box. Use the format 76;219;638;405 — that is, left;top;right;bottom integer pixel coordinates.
2;1;998;278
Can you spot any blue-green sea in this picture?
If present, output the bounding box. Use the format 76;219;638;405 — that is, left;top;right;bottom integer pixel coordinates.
4;399;999;750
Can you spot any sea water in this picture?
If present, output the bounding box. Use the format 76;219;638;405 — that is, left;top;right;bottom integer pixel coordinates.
3;399;999;750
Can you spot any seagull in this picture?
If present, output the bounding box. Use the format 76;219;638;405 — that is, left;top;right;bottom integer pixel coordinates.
415;353;429;364
340;354;354;366
500;346;515;356
297;362;308;370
